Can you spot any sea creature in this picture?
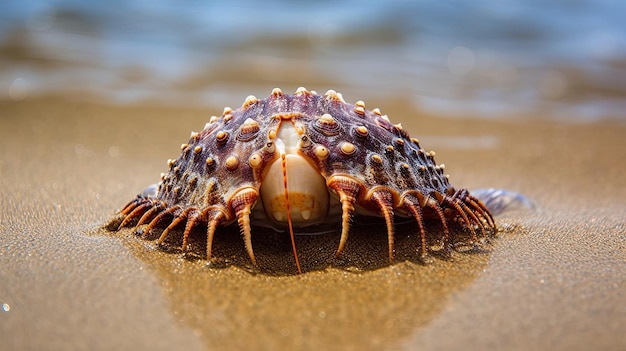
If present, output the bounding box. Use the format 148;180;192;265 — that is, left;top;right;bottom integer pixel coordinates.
109;87;496;273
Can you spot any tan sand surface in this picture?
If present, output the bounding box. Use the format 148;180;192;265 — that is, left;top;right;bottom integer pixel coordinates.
1;96;624;350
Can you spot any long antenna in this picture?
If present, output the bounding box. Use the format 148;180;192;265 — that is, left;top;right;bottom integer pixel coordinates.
281;153;302;274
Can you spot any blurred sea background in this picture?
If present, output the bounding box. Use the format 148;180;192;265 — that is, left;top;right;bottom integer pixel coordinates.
1;0;625;122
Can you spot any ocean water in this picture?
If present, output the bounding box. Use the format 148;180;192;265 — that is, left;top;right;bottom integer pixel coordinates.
1;0;625;121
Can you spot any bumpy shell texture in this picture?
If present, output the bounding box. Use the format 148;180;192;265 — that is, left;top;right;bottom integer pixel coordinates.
109;87;496;273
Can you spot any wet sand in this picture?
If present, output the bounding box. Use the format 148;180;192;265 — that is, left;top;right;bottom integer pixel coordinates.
1;96;624;350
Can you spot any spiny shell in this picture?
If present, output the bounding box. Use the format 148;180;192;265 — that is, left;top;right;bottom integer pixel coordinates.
109;87;496;273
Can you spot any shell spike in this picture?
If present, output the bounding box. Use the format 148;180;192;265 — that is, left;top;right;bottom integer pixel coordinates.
295;86;309;95
324;89;345;102
242;95;258;109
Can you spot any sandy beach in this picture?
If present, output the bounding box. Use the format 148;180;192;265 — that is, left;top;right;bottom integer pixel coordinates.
1;95;624;350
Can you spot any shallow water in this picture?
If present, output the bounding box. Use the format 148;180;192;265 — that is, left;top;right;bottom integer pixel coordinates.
1;0;625;121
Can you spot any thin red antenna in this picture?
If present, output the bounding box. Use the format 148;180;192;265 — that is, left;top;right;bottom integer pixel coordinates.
281;153;302;274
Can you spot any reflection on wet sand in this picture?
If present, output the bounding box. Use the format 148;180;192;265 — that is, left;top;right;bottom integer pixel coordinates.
111;221;494;350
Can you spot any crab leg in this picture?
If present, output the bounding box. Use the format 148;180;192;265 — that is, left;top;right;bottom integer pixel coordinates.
205;210;225;261
441;196;477;244
143;205;180;237
426;197;452;253
157;207;193;245
370;189;395;262
135;203;163;228
402;194;428;259
327;176;361;257
230;188;259;267
181;211;200;251
455;189;496;230
467;194;496;230
119;197;144;215
454;198;487;241
118;201;152;229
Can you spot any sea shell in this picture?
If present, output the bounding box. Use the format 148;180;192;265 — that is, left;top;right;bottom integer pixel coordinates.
109;88;496;273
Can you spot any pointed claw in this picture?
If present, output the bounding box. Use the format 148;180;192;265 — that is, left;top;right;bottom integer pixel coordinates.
327;176;361;258
230;188;259;267
370;189;395;263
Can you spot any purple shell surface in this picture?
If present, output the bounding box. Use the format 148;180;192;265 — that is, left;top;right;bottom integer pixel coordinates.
109;88;496;273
